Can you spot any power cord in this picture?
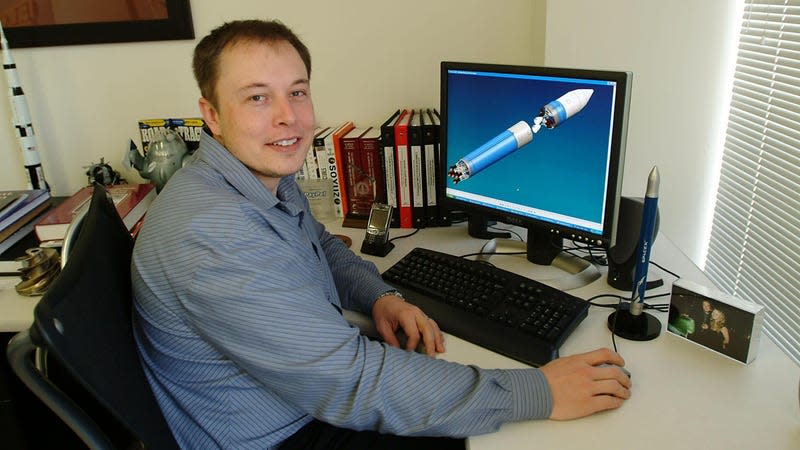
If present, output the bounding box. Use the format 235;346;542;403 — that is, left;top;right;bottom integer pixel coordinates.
388;228;420;243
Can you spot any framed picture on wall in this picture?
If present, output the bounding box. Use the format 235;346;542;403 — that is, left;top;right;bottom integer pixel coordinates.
0;0;194;48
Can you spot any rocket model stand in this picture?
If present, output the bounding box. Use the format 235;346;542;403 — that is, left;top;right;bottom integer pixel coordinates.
1;21;47;190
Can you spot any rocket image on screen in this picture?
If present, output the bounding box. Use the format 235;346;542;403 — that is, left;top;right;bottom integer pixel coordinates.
448;88;594;184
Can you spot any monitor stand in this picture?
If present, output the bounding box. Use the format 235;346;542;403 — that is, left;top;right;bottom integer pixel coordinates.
469;216;600;290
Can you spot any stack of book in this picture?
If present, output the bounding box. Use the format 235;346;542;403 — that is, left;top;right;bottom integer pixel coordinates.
34;183;156;246
0;189;52;255
296;108;449;229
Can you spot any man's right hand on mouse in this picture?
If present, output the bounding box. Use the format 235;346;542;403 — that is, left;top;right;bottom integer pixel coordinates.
540;348;632;420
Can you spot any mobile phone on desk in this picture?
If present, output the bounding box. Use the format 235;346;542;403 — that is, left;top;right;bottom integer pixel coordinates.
361;203;394;256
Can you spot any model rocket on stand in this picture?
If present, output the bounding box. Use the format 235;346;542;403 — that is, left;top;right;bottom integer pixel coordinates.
448;89;593;184
0;21;47;190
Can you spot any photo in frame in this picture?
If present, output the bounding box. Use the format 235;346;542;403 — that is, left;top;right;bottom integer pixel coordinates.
667;279;765;364
0;0;193;48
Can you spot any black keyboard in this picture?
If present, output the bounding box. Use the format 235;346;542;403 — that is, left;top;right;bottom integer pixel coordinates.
382;247;590;367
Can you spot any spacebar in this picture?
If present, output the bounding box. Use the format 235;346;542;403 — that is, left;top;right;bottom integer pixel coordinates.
391;286;559;367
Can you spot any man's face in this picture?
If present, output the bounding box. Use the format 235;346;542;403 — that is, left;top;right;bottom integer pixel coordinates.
200;39;315;193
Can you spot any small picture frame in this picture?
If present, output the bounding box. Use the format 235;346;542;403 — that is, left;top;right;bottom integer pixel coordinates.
667;279;765;364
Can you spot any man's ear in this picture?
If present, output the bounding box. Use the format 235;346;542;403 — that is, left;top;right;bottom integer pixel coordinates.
199;97;222;137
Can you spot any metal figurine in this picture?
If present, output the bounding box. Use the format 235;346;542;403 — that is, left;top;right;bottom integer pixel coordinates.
128;130;189;192
0;21;47;190
85;158;124;186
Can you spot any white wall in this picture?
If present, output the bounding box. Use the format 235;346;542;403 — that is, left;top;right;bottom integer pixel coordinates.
3;0;734;266
0;0;543;196
544;0;743;266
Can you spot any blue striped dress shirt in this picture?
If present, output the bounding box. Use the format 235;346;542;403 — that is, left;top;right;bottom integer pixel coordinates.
131;132;552;449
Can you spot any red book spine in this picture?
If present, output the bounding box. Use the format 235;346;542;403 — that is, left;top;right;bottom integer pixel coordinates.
394;111;413;228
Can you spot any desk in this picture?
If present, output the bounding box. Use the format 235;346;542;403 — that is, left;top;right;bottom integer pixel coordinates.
327;223;800;450
2;222;798;449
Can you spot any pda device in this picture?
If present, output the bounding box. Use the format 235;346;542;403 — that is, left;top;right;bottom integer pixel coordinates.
360;203;394;256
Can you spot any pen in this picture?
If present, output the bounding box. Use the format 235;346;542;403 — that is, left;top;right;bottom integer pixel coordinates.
630;166;659;316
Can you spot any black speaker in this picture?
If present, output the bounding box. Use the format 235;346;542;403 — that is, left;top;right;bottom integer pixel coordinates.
606;196;660;290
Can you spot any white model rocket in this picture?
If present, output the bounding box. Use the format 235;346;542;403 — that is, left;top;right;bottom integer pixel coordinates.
1;21;47;190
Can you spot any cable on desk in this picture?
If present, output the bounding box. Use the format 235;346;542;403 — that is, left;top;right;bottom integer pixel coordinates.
594;292;671;353
488;225;524;241
456;250;526;260
650;260;681;280
388;228;419;243
585;293;670;312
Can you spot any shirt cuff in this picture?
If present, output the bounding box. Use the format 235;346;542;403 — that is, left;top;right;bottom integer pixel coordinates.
505;368;553;420
358;277;397;313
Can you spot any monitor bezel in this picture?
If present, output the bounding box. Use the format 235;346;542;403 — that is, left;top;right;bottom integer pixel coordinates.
439;61;632;252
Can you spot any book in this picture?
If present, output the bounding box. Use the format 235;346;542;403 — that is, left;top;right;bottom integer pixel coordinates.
394;110;414;228
330;121;355;218
0;189;51;234
429;109;449;225
321;122;353;218
138;119;170;155
380;109;403;228
168;118;205;154
303;126;328;180
409;110;426;228
341;127;372;218
422;109;439;226
0;200;51;243
0;201;51;255
360;127;386;205
34;184;156;244
314;127;335;180
0;191;24;213
139;118;205;155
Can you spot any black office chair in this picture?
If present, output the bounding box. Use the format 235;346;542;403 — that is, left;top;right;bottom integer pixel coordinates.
6;183;178;449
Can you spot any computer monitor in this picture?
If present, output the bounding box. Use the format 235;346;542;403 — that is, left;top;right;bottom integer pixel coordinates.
440;62;631;280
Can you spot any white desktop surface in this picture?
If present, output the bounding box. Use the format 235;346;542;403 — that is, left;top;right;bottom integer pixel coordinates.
0;273;37;333
329;223;800;450
1;222;798;449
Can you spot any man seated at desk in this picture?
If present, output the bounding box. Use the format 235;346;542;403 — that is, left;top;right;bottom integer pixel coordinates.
131;19;632;449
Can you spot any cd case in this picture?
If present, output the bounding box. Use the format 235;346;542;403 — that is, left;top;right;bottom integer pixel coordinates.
667;279;765;364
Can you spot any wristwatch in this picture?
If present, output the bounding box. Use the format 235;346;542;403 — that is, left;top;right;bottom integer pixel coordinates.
375;290;404;301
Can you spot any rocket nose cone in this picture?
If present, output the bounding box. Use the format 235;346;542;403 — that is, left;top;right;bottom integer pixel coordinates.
571;89;594;104
559;88;594;115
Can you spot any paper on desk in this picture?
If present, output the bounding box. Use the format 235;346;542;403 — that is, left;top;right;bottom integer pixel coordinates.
0;259;22;276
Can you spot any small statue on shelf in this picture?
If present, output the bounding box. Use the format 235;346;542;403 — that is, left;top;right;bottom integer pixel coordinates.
85;157;124;186
127;129;189;192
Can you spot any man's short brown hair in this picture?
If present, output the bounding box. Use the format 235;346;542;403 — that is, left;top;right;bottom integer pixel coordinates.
193;19;312;108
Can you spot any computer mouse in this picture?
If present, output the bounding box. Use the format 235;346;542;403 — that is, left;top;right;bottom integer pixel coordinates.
597;363;631;378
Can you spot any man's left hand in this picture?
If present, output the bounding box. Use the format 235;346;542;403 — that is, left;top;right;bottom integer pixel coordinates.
372;295;445;357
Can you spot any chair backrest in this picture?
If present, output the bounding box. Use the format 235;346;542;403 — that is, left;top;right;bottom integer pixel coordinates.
29;184;178;449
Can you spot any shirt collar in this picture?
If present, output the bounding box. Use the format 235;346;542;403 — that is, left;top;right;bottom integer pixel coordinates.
193;131;305;216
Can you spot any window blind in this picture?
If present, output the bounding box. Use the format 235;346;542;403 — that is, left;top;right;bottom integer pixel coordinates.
706;0;800;365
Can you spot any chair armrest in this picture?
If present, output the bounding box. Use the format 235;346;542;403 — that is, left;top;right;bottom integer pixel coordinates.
6;330;115;450
343;309;380;339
